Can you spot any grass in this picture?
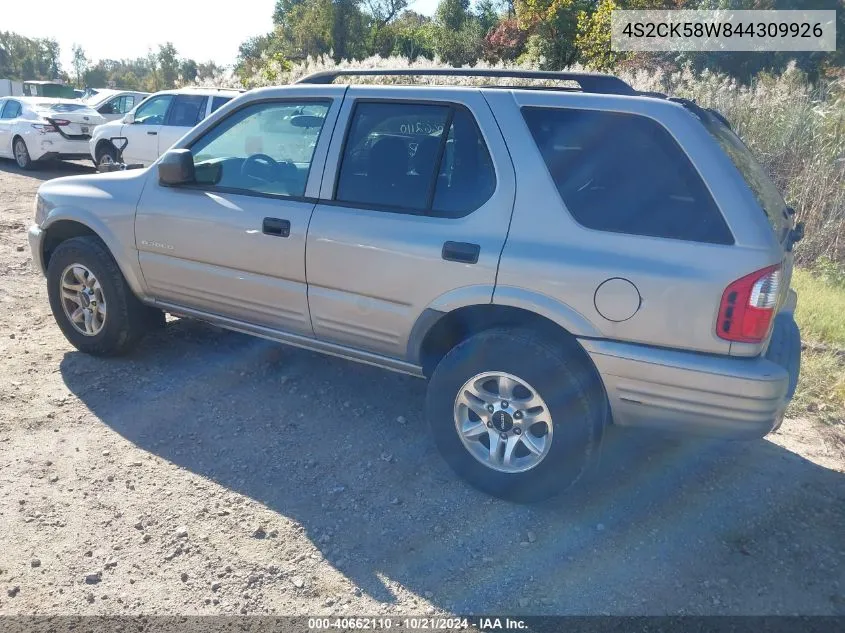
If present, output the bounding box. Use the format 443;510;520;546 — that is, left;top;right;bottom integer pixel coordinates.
788;267;845;422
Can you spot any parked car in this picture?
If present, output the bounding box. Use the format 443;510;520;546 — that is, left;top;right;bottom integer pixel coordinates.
0;96;106;169
89;87;240;168
29;69;802;502
82;89;149;122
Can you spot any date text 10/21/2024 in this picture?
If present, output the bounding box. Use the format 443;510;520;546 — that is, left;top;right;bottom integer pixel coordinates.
307;617;529;630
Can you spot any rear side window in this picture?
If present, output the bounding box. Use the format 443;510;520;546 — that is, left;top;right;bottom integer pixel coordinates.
211;96;232;113
700;114;789;242
522;107;733;245
1;100;22;119
166;95;207;127
335;101;496;217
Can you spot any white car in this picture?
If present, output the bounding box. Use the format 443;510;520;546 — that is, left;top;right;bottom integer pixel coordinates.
90;87;241;168
82;89;149;122
0;97;106;169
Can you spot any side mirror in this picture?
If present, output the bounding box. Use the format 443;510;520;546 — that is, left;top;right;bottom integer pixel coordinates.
123;111;135;124
158;149;195;186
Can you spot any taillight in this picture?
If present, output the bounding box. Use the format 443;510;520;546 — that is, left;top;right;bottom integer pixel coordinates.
51;119;70;126
717;265;782;343
31;123;58;133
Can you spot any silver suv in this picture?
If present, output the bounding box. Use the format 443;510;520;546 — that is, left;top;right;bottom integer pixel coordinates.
28;69;802;502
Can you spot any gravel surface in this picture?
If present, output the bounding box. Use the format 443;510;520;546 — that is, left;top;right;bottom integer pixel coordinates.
0;160;843;616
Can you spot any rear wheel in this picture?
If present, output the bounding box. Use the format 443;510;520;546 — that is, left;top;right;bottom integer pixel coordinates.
13;137;32;170
426;328;606;502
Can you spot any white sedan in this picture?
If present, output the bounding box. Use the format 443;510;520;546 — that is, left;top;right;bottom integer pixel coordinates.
0;97;106;169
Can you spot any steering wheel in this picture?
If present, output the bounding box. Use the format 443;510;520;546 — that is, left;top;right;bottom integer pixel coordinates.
241;153;280;183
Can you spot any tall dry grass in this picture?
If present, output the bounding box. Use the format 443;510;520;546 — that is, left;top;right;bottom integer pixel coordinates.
205;55;845;264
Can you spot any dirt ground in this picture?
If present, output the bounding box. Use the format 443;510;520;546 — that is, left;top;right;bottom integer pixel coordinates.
0;160;843;616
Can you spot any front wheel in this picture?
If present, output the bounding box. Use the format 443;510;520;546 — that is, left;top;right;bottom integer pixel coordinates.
426;328;606;502
95;144;118;169
46;236;158;356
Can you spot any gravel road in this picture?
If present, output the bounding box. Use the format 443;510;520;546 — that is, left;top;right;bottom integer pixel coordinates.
0;160;843;616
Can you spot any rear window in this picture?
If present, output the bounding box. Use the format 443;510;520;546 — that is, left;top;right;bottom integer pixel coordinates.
522;107;734;245
38;103;90;112
700;114;790;242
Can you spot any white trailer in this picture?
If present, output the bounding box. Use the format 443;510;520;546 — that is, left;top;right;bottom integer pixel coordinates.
0;79;24;97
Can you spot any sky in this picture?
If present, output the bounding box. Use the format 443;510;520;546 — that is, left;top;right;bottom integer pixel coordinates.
5;0;441;73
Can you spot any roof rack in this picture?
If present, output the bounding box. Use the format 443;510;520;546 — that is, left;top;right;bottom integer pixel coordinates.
295;68;637;96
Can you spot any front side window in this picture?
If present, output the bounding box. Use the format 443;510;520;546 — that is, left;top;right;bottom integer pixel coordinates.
335;101;496;217
166;95;207;127
190;100;330;198
522;107;733;245
98;98;121;115
1;100;22;119
133;95;173;126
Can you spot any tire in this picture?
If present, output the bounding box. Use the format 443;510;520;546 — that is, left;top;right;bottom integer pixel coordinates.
13;137;32;170
46;236;156;356
95;143;118;169
426;328;606;503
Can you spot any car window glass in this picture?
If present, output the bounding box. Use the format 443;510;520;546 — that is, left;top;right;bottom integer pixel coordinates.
522;107;733;245
336;102;450;211
211;96;232;113
432;108;496;217
190;100;330;198
133;95;173;126
166;95;207;127
1;100;22;119
99;98;120;115
120;96;136;114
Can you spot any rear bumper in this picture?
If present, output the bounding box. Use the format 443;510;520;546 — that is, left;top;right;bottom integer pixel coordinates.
581;315;801;439
28;136;91;162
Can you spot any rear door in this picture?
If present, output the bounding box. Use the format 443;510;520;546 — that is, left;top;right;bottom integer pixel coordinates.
123;93;173;165
156;94;208;157
305;87;516;359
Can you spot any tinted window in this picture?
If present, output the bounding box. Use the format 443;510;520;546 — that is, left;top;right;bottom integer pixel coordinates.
433;108;496;217
1;100;22;119
134;95;173;125
166;95;207;127
522;107;733;245
211;96;232;113
701;113;788;242
190;100;330;198
336;102;495;217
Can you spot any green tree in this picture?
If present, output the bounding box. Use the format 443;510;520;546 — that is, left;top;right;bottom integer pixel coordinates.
71;44;88;88
157;43;180;89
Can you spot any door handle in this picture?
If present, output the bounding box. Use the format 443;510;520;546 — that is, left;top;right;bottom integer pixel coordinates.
146;131;157;135
263;217;291;238
442;241;480;264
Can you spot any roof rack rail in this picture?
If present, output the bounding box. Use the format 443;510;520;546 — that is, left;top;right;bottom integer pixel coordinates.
295;68;637;96
181;86;246;93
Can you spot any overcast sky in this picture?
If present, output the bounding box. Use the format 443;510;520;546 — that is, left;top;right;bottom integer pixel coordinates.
5;0;440;73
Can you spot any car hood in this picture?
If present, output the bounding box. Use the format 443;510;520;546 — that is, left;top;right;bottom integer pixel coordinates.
37;168;149;218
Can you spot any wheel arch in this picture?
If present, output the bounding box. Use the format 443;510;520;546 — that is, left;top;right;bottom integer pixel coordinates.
412;302;601;380
41;217;146;297
94;138;116;161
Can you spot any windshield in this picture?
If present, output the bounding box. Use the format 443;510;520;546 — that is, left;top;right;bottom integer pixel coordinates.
702;113;790;242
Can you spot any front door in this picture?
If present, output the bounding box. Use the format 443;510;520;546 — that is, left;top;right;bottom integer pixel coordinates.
135;91;343;335
306;89;516;359
123;93;172;165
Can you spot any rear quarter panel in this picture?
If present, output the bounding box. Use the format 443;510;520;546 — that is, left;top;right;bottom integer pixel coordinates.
484;90;785;356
